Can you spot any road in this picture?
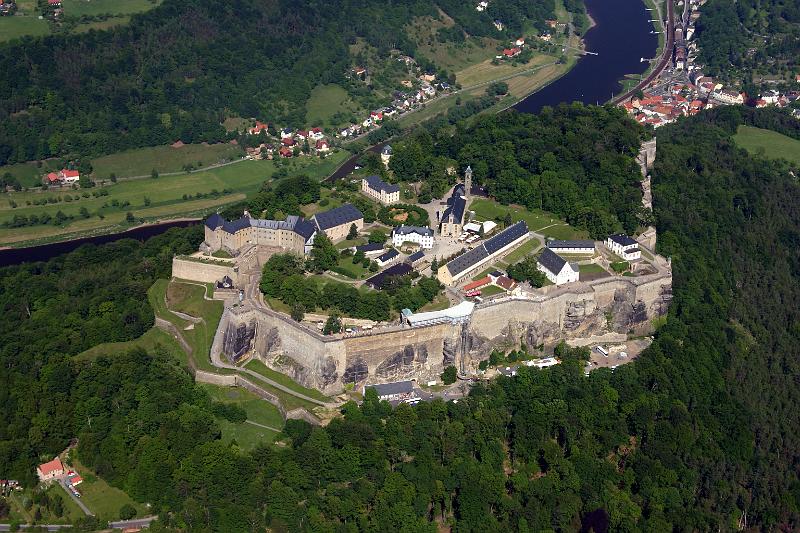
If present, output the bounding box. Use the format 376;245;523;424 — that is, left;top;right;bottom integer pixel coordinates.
58;479;93;517
610;0;674;105
0;516;158;531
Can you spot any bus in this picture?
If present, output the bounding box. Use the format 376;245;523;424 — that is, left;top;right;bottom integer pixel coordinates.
595;345;609;357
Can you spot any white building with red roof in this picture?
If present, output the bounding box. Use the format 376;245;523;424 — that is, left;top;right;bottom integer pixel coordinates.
37;457;64;481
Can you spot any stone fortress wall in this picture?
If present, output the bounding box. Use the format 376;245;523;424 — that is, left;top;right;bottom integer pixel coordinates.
195;141;669;395
172;257;239;285
210;265;671;395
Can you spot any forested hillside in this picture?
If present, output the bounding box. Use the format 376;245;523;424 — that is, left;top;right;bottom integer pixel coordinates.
0;0;562;165
390;104;650;238
1;107;799;530
696;0;800;87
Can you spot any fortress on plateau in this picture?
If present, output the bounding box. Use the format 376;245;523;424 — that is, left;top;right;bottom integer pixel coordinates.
173;142;672;395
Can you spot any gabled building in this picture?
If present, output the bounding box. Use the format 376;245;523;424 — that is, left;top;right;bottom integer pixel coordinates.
606;234;641;261
37;457;64;481
392;225;434;249
248;121;268;135
439;167;472;238
361;175;400;205
375;248;400;267
546;239;595;254
203;213;317;256
438;221;529;285
312;203;364;242
537;248;579;286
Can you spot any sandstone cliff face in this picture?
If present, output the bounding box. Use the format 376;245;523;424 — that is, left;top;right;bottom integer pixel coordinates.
214;269;672;394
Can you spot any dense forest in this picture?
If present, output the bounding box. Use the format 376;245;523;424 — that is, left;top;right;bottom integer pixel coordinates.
0;0;565;165
2;107;800;531
696;0;800;86
390;104;650;238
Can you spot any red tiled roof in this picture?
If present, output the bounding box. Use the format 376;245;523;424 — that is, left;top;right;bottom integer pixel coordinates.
38;457;64;477
46;172;60;182
62;169;79;178
281;138;295;146
463;277;491;292
495;276;516;291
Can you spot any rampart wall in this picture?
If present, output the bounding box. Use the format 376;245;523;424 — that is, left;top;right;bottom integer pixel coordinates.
172;257;238;285
213;267;672;395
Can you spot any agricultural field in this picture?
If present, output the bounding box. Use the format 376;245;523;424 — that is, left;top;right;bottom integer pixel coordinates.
0;150;348;246
62;0;159;17
733;125;800;165
91;142;245;179
201;384;284;450
0;15;49;43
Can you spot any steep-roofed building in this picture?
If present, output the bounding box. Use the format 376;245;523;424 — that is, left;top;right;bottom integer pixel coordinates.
437;221;529;285
203;213;317;255
312;203;364;241
392;225;434;249
537;248;579;286
361;175;400;204
439;167;472;237
606;234;641;261
546;239;596;254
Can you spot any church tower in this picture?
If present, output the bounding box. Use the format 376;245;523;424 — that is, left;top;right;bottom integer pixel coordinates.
464;165;472;200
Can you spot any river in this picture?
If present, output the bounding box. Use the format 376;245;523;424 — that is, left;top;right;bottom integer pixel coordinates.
514;0;658;113
0;0;657;267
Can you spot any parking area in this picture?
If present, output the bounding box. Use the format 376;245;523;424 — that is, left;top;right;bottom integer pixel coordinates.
587;337;653;371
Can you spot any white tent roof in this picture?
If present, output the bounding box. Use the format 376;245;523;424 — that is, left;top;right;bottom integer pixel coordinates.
404;301;475;327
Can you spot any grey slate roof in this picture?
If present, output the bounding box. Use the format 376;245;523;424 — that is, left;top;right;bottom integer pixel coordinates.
313;204;364;230
377;249;400;263
205;213;224;230
446;246;489;277
441;192;466;225
365;263;413;289
547;239;595;250
407;251;425;263
205;213;316;241
393;225;433;237
484;221;528;254
364;175;400;194
356;243;384;253
537;247;567;275
609;234;637;247
444;221;529;277
368;380;414;397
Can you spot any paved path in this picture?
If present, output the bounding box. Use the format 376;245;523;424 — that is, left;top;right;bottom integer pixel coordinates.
245;420;283;432
58;479;92;516
109;516;159;529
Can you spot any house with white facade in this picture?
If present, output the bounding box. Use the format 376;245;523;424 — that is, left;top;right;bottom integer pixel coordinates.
606;234;641;261
392;225;434;249
361;175;400;205
546;239;595;254
537;248;579;286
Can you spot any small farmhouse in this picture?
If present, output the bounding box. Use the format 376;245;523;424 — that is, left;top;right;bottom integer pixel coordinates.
537;248;579;286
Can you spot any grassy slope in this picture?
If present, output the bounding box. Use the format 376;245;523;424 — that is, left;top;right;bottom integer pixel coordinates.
200;384;283;450
76;326;185;363
0;150;348;246
305;84;357;127
91;143;244;179
0;16;50;43
470;198;586;240
733;125;800;165
61;0;158;17
70;460;148;522
244;359;330;402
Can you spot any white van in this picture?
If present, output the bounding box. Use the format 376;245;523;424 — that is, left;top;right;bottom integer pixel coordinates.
596;346;609;357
